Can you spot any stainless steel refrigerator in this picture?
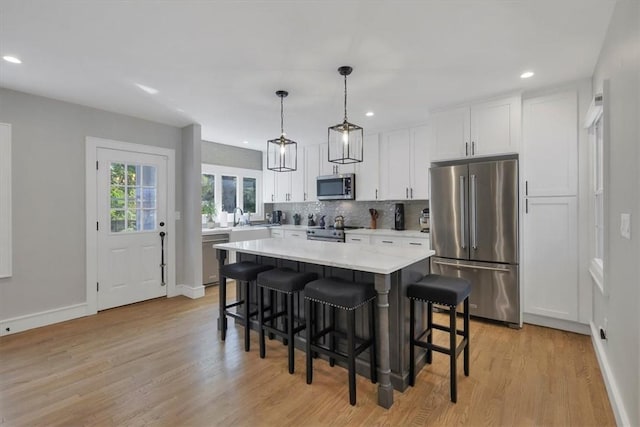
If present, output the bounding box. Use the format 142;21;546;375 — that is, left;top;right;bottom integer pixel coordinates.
430;158;520;325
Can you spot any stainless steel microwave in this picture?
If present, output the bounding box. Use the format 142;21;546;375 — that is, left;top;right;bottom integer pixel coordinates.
316;173;355;200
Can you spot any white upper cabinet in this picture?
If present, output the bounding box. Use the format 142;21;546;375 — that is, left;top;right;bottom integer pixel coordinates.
380;126;431;201
274;169;291;202
262;152;276;203
355;134;380;201
380;129;412;200
319;143;355;176
432;106;470;159
304;145;319;202
432;95;521;160
411;124;431;200
522;91;578;197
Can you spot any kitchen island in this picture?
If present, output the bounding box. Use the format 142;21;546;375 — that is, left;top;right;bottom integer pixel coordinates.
215;238;435;409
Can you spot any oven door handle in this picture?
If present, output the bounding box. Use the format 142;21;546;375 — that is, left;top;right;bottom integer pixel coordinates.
307;236;343;243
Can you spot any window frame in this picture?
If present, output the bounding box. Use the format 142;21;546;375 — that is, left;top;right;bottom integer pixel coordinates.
585;91;606;295
201;164;264;222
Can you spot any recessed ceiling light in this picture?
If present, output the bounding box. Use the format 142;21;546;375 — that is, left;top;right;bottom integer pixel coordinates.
135;83;159;95
243;140;249;144
366;111;375;117
3;56;22;64
520;71;535;79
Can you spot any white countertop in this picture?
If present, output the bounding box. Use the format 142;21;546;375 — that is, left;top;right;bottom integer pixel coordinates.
344;228;430;239
214;238;435;275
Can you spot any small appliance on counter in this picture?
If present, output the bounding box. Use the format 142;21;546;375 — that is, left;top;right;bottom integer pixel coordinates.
419;208;430;233
394;203;405;230
271;210;283;224
334;215;345;229
307;214;316;226
316;173;355;200
293;213;301;225
369;208;378;229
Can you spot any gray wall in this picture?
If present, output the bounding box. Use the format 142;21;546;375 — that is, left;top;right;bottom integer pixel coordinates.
202;140;262;170
591;1;639;425
0;88;184;320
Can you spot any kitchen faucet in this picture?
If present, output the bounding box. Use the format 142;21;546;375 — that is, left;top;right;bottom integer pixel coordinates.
233;207;244;226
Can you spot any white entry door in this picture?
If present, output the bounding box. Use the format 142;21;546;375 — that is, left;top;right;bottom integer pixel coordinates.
96;148;168;310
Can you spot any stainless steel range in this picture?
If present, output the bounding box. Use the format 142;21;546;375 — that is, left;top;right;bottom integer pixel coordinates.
306;226;361;242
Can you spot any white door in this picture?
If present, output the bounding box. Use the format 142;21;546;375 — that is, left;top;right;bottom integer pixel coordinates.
380;129;411;200
411;124;431;200
355;134;380;201
431;106;470;160
97;148;168;310
470;96;520;156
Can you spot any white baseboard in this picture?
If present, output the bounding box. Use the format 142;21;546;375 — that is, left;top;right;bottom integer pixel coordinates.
177;284;205;299
0;303;88;337
523;313;590;335
590;321;631;427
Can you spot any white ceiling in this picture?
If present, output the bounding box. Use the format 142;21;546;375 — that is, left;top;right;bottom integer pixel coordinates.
0;0;616;150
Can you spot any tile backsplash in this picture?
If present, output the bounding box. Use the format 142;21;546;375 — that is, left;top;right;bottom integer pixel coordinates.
265;200;428;230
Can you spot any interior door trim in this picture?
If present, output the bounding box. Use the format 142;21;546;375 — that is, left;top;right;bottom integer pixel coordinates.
85;136;177;315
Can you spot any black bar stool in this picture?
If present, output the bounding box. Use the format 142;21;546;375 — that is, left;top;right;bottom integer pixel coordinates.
256;268;318;374
219;261;274;351
407;274;471;403
304;277;377;406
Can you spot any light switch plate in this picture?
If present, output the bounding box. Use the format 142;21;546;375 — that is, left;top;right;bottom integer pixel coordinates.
620;213;631;239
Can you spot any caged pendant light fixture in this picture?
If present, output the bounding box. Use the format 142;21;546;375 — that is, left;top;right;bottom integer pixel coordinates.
328;66;363;164
267;90;297;172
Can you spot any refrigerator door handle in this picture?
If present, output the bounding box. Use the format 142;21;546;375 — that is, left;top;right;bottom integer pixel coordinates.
459;175;466;249
471;174;478;250
433;259;511;273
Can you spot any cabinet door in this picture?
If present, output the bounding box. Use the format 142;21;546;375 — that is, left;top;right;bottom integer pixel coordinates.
522;91;578;197
471;96;521;156
523;196;578;321
431;106;470;160
284;230;306;240
262;153;276;203
289;148;305;202
371;236;399;246
411;124;431;200
380;129;412;200
355;134;380;201
304;145;319;202
319;143;355;176
346;234;371;244
275;171;291;202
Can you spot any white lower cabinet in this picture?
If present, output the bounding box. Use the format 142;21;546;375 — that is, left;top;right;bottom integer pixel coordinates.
371;236;400;246
284;230;306;240
346;235;371;244
523;196;578;321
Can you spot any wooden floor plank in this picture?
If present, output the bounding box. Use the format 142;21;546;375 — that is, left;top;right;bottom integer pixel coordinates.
0;286;615;426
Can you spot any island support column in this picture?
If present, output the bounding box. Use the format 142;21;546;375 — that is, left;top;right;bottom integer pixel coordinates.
374;273;394;409
216;249;228;336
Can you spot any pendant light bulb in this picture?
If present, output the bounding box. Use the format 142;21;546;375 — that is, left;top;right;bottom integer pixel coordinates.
280;143;286;155
342;130;349;145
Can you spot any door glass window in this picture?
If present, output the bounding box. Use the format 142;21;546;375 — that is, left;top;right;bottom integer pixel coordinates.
243;177;256;213
222;175;237;213
110;162;157;232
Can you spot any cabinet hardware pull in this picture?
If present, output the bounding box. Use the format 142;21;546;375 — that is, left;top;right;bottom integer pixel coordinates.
472;141;475;155
375;189;378;199
459;175;467;248
406;187;409;198
465;142;469;156
526;199;528;214
352;238;361;241
525;180;528;196
409;242;422;246
410;188;413;198
434;259;511;272
382;240;393;243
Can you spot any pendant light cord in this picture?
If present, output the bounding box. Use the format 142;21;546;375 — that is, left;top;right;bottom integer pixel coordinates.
280;95;285;137
343;74;348;122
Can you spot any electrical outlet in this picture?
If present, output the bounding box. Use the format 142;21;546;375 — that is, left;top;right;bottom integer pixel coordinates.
620;213;631;239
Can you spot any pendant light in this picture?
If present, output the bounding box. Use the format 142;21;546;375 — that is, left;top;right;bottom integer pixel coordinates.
328;66;363;164
267;90;297;172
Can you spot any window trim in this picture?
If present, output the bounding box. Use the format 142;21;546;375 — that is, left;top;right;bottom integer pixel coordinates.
201;164;264;221
584;88;607;296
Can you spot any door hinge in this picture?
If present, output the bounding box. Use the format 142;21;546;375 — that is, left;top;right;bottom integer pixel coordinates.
97;282;99;292
96;160;99;170
96;221;99;231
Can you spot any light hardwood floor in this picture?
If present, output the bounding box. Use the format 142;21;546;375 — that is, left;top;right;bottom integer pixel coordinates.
0;286;615;426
